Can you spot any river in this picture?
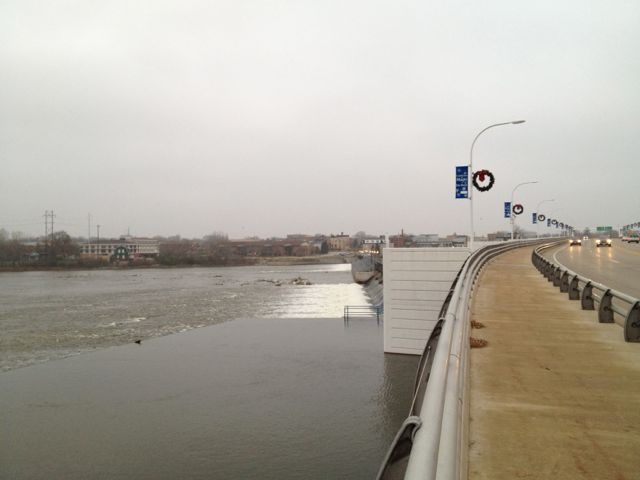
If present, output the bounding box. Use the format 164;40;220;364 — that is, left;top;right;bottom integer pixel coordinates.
0;264;417;479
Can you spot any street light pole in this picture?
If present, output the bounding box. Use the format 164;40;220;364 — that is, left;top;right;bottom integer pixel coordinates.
510;181;539;240
535;198;555;238
469;120;525;251
548;207;563;238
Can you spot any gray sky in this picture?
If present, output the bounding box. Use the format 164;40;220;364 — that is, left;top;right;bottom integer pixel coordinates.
1;0;639;239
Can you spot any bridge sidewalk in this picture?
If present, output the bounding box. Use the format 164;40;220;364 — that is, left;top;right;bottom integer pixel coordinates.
468;246;640;480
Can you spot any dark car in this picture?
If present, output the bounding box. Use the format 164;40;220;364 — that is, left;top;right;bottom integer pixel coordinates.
569;238;582;246
595;238;612;247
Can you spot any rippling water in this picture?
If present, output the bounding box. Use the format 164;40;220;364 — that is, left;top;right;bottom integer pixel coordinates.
0;264;367;371
0;264;418;479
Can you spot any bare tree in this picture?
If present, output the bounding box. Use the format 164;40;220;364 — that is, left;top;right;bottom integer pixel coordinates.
203;231;228;244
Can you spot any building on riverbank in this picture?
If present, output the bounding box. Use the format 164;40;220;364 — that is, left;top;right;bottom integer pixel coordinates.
328;233;352;251
79;236;160;260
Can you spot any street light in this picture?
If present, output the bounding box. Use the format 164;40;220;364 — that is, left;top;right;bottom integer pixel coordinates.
469;120;525;250
510;181;539;240
535;198;555;238
547;207;563;237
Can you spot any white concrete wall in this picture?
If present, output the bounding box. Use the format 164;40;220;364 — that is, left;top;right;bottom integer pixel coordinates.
383;248;470;355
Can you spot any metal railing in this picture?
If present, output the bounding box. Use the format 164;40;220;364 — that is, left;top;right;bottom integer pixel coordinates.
532;243;640;342
343;304;383;321
376;238;555;480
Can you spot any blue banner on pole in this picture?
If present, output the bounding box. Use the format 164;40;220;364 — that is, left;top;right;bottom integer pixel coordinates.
532;212;537;224
455;166;469;199
504;202;511;218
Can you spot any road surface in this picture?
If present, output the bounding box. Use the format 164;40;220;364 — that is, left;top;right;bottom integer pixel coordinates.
469;246;640;479
541;238;640;298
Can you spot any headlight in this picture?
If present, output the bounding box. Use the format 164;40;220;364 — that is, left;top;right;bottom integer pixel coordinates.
578;240;582;243
596;240;601;244
607;239;612;244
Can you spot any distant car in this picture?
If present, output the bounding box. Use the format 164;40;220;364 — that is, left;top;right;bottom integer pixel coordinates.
582;235;589;240
622;235;630;242
596;238;612;247
569;238;582;246
628;235;640;244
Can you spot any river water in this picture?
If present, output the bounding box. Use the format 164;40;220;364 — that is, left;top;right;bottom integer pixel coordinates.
0;264;418;479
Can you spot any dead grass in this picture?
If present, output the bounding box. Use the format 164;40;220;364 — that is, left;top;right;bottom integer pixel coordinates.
470;337;488;348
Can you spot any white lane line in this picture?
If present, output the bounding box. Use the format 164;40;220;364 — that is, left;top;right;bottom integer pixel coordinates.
553;245;568;265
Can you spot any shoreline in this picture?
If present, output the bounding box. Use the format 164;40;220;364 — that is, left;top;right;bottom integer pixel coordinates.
0;254;350;273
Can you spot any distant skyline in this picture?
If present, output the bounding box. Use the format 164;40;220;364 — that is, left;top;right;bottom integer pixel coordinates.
2;1;639;240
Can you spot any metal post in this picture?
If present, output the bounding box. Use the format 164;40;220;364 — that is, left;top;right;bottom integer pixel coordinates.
598;289;614;323
468;120;525;251
510;181;538;240
535;199;555;238
624;301;640;342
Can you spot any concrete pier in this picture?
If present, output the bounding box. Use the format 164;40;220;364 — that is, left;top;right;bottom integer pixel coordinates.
468;247;640;479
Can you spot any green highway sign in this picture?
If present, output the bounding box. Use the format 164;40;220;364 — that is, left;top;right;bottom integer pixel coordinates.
596;226;612;232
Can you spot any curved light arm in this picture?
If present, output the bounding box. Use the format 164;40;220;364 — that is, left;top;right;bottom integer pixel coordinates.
469;120;526;167
510;180;538;240
536;198;555;212
511;181;539;204
468;119;525;250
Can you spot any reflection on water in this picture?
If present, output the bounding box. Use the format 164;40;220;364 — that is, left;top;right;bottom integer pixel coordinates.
0;264;366;371
0;263;419;479
375;354;419;441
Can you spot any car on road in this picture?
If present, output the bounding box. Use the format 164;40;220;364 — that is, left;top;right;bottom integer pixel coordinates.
622;234;639;243
596;238;612;247
569;238;582;246
582;235;589;240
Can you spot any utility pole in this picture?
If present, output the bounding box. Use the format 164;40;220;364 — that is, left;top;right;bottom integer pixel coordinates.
50;210;55;246
43;210;55;252
44;210;49;251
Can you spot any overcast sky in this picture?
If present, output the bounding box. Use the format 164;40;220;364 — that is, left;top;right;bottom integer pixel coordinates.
1;0;639;239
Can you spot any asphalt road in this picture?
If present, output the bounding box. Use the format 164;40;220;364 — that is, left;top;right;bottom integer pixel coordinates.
542;238;640;298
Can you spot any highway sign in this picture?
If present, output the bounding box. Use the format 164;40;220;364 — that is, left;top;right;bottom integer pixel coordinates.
596;226;612;232
504;202;511;218
455;166;469;199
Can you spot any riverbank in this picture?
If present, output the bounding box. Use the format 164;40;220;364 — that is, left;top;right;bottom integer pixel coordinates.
253;253;350;265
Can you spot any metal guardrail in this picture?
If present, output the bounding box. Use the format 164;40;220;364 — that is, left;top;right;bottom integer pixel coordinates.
343;304;383;321
532;243;640;342
376;238;559;480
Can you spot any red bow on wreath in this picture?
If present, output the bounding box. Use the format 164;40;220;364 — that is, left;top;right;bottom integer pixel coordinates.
472;169;495;192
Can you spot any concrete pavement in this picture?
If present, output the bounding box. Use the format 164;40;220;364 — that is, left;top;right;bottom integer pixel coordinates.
468;247;640;480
